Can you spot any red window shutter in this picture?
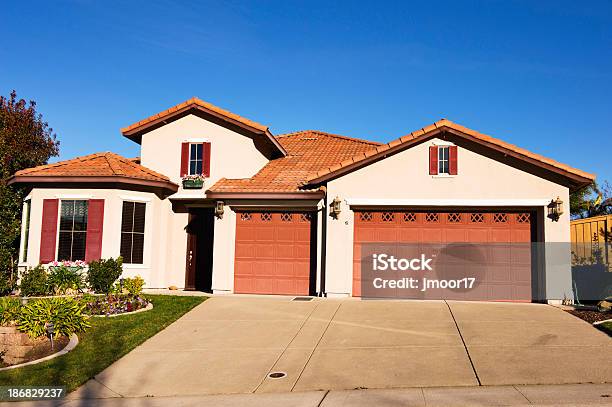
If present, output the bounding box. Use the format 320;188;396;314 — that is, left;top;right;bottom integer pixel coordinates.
85;199;105;262
203;142;211;177
180;142;189;176
39;199;59;263
449;145;458;175
429;146;438;175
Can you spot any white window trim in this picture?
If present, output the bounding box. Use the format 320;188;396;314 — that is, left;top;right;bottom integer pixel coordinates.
54;194;93;199
120;200;148;266
184;138;210;143
18;199;31;265
119;195;152;203
187;142;205;176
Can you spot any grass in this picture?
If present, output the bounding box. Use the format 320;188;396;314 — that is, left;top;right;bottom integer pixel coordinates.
0;295;206;391
598;321;612;337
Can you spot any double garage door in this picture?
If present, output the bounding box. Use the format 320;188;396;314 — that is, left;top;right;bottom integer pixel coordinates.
234;211;313;295
353;210;534;301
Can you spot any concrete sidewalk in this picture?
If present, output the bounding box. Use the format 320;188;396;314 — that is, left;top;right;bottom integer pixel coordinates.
10;383;612;406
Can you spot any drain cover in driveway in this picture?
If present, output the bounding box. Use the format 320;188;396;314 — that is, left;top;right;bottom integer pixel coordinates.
268;372;287;379
292;297;313;301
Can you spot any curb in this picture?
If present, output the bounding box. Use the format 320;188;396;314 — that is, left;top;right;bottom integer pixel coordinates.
91;302;153;318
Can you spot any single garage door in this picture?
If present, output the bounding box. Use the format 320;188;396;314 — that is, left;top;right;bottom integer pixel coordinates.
353;210;534;301
235;211;313;295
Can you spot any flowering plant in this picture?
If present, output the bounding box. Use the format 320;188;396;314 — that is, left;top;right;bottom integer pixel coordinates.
82;294;149;316
181;174;206;181
48;260;87;268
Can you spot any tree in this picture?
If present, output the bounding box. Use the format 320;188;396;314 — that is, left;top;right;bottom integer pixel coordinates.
0;90;59;293
570;180;612;219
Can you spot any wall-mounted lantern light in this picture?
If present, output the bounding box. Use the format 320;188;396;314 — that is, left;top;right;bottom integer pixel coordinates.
330;196;342;219
215;201;225;219
547;196;564;221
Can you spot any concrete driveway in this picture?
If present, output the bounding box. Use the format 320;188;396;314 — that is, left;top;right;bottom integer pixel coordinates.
84;297;612;398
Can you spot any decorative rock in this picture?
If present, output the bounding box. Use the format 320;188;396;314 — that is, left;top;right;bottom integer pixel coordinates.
169;285;178;290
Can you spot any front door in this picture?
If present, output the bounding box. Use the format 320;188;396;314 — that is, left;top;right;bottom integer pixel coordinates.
185;208;215;291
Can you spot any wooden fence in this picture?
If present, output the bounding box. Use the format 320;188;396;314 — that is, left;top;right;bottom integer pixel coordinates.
570;214;612;267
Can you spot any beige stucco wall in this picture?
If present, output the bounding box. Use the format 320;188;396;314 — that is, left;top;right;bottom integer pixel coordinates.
324;137;571;298
18;188;187;289
139;114;269;196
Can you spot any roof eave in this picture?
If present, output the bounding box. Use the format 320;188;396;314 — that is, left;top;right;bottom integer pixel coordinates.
7;175;179;194
121;103;287;157
204;190;325;200
305;125;595;191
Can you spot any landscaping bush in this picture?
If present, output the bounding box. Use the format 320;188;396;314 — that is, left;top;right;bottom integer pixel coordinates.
0;272;15;296
17;297;90;338
0;297;21;326
47;264;85;295
87;257;123;294
122;276;145;296
19;265;49;297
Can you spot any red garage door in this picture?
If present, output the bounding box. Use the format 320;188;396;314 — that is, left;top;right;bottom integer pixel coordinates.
235;212;312;295
353;211;533;301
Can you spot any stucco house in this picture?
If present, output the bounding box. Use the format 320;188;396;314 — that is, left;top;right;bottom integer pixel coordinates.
9;97;594;302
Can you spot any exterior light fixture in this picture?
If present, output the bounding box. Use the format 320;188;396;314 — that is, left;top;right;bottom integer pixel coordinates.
547;196;564;221
46;322;55;350
215;201;225;219
330;196;342;219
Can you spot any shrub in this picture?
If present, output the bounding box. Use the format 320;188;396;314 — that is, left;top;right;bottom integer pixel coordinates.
122;276;145;296
0;272;16;296
17;297;90;338
47;265;85;295
0;297;21;326
19;265;49;297
87;257;123;293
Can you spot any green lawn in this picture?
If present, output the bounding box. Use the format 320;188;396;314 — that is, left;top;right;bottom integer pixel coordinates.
598;321;612;337
0;295;206;391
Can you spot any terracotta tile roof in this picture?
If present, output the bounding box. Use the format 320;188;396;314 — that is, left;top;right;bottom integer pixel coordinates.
13;152;174;184
306;119;595;185
208;130;380;193
121;97;269;134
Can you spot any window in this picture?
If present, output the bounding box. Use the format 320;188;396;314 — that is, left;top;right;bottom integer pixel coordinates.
120;201;146;264
22;200;31;262
429;145;457;175
189;143;203;175
58;200;89;261
438;146;450;174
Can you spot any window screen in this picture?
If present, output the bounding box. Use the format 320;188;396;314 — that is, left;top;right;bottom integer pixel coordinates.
189;143;203;175
120;201;146;264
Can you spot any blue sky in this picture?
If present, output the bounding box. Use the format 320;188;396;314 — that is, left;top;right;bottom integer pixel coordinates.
1;1;611;182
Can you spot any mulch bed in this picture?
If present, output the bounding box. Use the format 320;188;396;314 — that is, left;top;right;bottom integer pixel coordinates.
566;309;612;324
1;336;70;368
